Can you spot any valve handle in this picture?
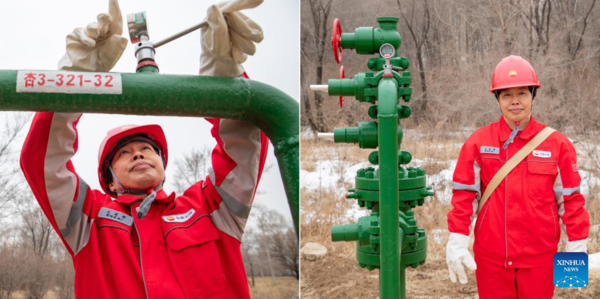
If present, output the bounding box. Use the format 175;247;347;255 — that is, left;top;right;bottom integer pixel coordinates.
332;18;343;64
339;65;345;108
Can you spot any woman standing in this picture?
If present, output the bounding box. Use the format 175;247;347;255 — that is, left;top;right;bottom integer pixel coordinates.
445;55;589;298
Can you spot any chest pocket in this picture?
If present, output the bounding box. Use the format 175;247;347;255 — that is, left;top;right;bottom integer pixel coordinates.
163;215;225;298
526;160;558;201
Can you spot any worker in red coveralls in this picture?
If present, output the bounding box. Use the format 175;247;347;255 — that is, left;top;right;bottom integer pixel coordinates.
445;55;590;298
20;0;268;298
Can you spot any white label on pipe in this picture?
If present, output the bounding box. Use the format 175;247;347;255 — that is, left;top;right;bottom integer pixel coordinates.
16;70;122;94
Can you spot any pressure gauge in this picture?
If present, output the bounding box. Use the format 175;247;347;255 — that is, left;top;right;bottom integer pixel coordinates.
127;11;149;44
379;43;395;59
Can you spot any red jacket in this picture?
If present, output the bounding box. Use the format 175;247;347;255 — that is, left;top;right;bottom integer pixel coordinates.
20;112;268;298
448;116;589;268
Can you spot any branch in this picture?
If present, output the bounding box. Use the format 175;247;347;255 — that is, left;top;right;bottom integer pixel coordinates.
571;0;597;59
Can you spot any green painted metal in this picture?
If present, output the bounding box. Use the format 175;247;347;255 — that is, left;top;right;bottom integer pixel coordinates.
377;77;401;298
328;17;433;299
367;57;410;72
137;65;159;73
0;69;299;234
333;121;378;148
340;17;402;55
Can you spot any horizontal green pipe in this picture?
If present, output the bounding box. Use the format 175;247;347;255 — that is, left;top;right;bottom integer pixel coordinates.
331;223;359;242
0;70;299;234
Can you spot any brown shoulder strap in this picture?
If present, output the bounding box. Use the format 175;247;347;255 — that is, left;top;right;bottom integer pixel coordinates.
477;127;556;213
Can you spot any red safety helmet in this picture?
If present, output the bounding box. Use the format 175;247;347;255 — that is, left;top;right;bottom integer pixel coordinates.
97;124;168;196
490;55;541;93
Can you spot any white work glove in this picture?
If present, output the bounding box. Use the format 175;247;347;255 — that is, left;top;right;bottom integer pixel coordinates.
566;239;587;253
199;0;264;77
58;0;127;72
446;232;477;284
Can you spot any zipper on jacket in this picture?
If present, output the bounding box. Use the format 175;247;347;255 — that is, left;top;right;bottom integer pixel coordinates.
504;144;509;267
131;206;150;299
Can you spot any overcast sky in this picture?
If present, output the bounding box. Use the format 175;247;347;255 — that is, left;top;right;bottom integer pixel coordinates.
0;0;299;226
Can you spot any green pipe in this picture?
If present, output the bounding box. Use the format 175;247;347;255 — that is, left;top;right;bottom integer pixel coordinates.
331;223;358;242
398;228;406;297
377;77;400;299
0;70;299;234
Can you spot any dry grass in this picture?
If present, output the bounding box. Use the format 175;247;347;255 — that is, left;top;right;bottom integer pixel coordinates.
249;276;298;299
9;290;58;299
301;128;466;254
301;128;600;298
301;138;367;170
301;188;357;244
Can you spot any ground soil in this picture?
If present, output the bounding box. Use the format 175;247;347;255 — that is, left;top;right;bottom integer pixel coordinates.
249;276;299;299
301;253;600;298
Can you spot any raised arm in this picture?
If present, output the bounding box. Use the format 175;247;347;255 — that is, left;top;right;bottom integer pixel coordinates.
20;112;102;256
207;118;268;241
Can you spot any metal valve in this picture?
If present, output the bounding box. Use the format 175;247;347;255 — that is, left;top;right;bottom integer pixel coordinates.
380;43;395;77
126;11;209;72
331;18;343;64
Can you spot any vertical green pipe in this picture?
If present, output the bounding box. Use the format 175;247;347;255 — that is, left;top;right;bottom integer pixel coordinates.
398;228;406;298
400;267;406;297
377;77;400;299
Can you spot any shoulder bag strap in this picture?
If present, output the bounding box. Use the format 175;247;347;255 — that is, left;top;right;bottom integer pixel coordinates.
477;127;556;213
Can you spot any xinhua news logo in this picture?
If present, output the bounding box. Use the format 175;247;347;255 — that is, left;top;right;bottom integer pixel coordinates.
553;252;588;288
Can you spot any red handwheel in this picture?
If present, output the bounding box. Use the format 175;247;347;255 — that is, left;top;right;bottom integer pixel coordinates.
332;18;343;64
339;65;345;108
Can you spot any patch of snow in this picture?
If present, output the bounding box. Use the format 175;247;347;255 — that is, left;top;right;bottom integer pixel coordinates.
431;228;449;244
301;160;369;193
589;252;600;270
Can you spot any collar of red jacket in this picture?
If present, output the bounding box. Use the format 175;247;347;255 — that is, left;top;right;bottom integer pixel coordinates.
113;189;176;205
498;115;547;143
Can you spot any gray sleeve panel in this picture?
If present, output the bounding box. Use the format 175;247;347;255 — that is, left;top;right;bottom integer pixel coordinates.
60;177;93;255
554;169;567;234
470;161;481;233
210;201;246;241
44;113;82;230
208;119;262;239
453;182;481;192
557;187;581;196
210;170;252;219
216;119;261;206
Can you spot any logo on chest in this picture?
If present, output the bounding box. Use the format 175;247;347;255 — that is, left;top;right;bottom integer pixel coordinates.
163;208;196;223
533;150;552;158
481;146;500;154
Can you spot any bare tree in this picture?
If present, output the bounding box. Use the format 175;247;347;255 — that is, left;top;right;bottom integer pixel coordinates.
170;147;212;194
0;112;31;221
302;0;334;132
568;0;597;59
242;228;258;287
270;227;299;279
397;0;432;120
254;204;299;280
15;192;55;260
522;0;552;56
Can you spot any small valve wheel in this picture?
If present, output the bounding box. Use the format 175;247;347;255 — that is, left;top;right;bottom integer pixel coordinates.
332;18;343;64
339;65;345;108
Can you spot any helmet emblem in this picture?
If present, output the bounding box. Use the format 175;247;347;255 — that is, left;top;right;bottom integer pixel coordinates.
508;70;517;77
